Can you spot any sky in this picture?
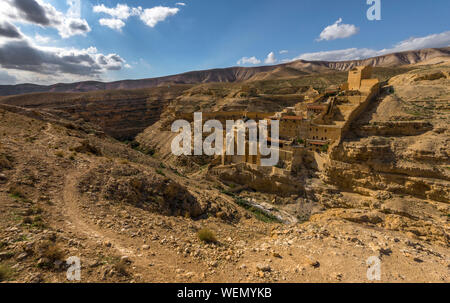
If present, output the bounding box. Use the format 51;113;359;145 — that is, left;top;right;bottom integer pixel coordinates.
0;0;449;85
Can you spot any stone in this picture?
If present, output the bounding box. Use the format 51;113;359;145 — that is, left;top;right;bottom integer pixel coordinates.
121;256;131;264
256;264;272;272
272;252;282;259
0;252;13;261
54;260;63;270
29;273;43;283
16;252;28;261
37;257;50;267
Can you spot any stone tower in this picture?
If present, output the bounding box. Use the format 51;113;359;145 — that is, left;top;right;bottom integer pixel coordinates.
348;66;373;91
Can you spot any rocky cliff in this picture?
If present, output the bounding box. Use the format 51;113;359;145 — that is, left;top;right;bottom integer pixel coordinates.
0;85;191;140
325;64;450;203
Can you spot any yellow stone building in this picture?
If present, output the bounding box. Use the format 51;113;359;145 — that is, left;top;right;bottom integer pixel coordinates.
173;65;381;171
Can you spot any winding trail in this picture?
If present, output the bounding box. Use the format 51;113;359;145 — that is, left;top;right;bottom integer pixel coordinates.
60;161;204;282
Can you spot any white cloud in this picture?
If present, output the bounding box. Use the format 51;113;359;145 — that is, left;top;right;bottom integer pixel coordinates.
294;48;377;61
93;4;141;20
94;4;180;30
0;0;91;39
99;18;126;31
0;28;127;84
0;70;17;85
290;30;450;62
279;50;289;54
237;56;261;65
385;31;450;53
176;2;186;6
264;52;277;64
34;34;50;44
317;18;359;41
139;6;180;28
58;18;91;39
0;1;129;84
66;0;81;18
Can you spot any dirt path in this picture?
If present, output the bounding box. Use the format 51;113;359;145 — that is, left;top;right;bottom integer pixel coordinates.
61;161;211;282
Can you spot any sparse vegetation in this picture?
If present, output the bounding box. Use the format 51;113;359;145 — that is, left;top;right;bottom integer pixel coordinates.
31;215;47;229
0;264;13;282
8;185;28;201
0;241;8;250
220;189;235;197
0;154;12;169
235;198;282;223
22;216;33;225
197;228;217;244
113;258;130;276
40;242;65;263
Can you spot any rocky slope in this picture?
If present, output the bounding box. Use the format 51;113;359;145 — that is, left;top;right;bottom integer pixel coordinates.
0;86;191;140
0;107;448;283
1;47;448;97
326;63;450;202
0;60;448;283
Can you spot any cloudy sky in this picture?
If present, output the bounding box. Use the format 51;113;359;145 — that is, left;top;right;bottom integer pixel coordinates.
0;0;449;85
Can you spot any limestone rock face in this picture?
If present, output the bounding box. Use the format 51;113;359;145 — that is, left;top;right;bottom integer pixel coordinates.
324;65;450;203
0;86;190;140
210;164;304;196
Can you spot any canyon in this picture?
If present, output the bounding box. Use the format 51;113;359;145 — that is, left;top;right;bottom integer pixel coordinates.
0;48;448;283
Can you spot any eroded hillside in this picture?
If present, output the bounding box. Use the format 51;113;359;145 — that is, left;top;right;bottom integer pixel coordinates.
0;59;448;283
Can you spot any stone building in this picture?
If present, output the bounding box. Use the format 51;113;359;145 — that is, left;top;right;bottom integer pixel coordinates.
175;66;380;174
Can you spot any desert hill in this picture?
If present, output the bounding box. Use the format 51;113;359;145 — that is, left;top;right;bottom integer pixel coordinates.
0;51;448;283
0;47;448;97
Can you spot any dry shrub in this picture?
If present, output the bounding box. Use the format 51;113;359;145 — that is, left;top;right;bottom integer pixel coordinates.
0;154;12;169
197;228;217;244
114;260;129;276
0;264;13;282
40;242;65;262
8;185;27;200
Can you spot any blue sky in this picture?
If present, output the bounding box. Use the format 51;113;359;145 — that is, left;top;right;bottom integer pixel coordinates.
0;0;449;84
